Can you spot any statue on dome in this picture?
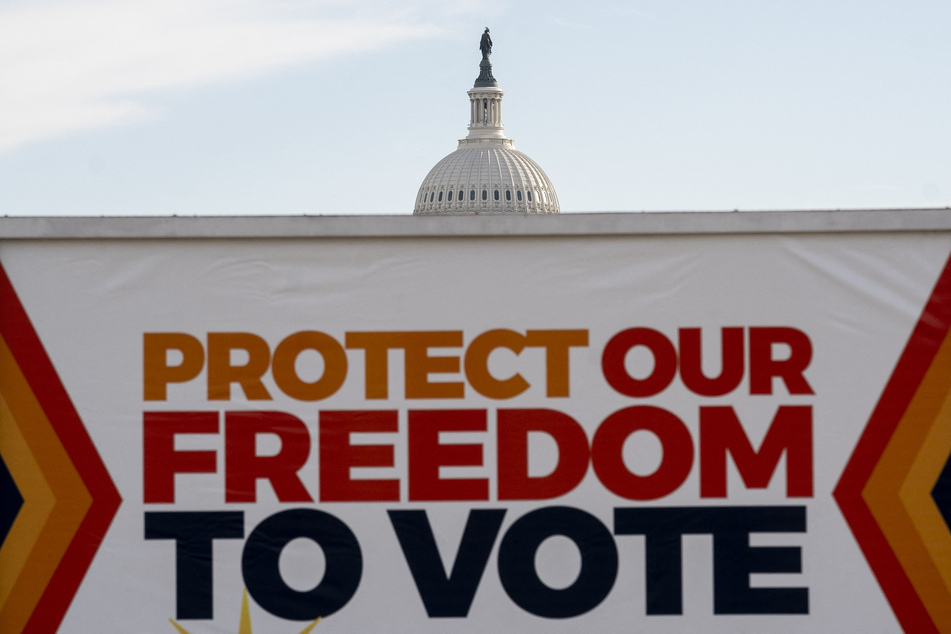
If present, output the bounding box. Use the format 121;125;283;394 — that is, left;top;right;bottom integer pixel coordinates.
480;28;492;58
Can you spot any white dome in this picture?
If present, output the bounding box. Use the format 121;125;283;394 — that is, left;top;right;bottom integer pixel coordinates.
413;36;559;215
414;145;559;215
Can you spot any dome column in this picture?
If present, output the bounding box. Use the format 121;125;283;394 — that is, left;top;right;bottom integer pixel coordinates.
466;87;506;140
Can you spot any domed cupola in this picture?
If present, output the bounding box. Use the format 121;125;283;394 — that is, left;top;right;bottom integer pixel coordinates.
413;29;560;215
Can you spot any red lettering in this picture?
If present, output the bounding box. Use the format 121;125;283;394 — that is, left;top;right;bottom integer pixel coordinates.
591;406;693;500
601;328;677;397
679;327;744;396
409;410;488;501
143;411;218;503
224;411;313;503
497;409;589;500
319;410;399;502
749;328;814;395
699;405;813;497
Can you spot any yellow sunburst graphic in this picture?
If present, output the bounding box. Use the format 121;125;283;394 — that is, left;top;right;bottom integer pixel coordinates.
169;589;321;634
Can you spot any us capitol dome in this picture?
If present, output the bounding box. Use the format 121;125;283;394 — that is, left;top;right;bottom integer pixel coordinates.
413;29;560;215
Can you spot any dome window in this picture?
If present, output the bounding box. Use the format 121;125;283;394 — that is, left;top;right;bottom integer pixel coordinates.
438;191;443;202
482;189;487;201
505;190;511;201
459;190;464;201
528;190;533;202
470;189;475;201
516;190;522;202
430;192;435;202
494;190;500;201
448;190;453;202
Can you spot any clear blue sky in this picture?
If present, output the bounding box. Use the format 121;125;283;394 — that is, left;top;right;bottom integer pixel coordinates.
2;0;950;216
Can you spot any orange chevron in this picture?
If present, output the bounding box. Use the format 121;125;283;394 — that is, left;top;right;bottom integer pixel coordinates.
864;324;951;630
0;392;53;617
836;251;951;633
0;334;92;632
904;379;951;606
0;261;121;633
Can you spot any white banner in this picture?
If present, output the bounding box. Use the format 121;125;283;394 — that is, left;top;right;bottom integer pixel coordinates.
3;228;951;633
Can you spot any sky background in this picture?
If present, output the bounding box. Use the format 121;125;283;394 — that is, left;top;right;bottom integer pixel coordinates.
2;0;950;216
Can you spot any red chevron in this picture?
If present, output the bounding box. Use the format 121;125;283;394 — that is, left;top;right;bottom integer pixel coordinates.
833;252;951;633
0;262;122;633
